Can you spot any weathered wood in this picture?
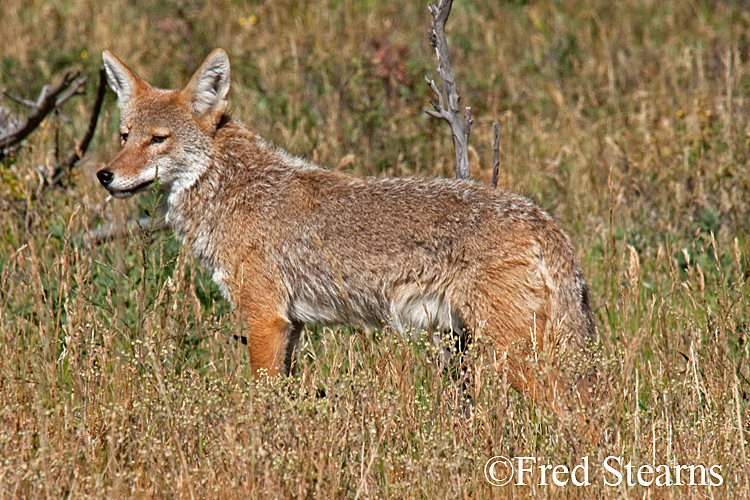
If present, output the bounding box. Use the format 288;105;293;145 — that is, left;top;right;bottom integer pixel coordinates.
425;0;472;180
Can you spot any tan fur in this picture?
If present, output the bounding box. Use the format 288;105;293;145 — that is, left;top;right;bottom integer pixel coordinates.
98;49;597;408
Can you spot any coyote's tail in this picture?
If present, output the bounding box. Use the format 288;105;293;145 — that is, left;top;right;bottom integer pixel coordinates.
539;228;598;405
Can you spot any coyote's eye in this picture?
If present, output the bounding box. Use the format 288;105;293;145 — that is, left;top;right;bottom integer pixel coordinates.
150;135;169;145
120;132;128;145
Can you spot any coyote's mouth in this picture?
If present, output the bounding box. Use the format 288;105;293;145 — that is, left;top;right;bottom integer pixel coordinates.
110;179;155;199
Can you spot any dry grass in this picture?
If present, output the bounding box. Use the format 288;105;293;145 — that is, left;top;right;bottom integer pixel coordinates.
1;0;749;498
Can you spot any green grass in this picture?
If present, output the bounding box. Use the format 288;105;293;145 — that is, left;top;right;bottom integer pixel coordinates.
1;0;749;497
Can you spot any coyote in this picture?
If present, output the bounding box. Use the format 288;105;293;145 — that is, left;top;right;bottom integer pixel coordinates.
98;49;596;405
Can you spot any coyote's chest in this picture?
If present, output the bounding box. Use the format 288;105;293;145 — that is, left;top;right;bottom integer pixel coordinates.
167;188;232;303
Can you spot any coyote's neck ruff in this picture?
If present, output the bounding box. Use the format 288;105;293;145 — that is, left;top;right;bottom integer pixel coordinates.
98;49;596;408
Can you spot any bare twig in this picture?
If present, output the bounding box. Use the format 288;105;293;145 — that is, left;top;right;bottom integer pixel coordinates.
53;75;87;108
2;92;37;108
84;217;170;247
425;0;472;180
4;76;86;111
0;69;81;158
464;106;472;138
491;121;500;188
48;67;107;188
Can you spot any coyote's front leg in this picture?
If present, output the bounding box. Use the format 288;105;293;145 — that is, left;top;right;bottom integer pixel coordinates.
242;311;301;378
232;258;301;378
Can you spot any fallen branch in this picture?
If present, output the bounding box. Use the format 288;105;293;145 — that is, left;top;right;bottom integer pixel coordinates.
0;69;84;159
84;217;171;247
48;67;107;188
4;74;86;111
424;0;472;180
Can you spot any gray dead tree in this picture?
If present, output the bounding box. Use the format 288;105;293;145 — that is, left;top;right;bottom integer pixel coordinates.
425;0;501;186
424;0;472;180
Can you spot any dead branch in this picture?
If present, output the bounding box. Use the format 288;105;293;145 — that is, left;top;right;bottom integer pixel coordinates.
3;92;37;108
425;0;472;180
491;121;500;188
84;217;170;247
48;67;107;188
52;75;87;108
4;74;86;111
0;69;84;159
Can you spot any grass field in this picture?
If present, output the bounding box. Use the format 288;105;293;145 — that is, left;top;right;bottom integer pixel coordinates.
1;0;749;498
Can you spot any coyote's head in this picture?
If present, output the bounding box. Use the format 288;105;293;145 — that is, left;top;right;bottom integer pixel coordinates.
97;49;230;198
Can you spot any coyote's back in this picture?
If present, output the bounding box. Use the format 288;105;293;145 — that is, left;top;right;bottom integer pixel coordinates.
97;48;597;410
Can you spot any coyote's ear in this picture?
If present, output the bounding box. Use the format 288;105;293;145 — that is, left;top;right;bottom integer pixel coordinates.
182;49;230;124
102;51;148;110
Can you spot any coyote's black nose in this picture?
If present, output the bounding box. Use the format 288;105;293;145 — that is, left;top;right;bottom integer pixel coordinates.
97;169;114;187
